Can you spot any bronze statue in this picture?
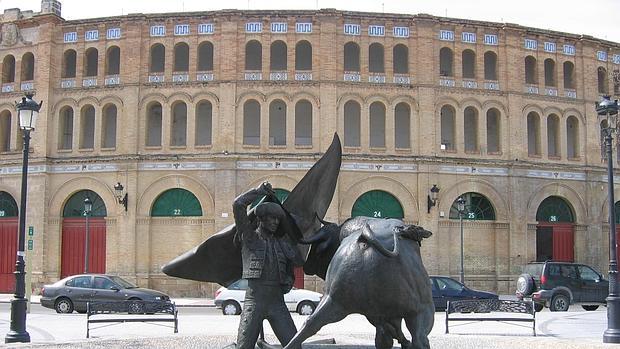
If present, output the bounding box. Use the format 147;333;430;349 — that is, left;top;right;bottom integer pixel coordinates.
232;182;304;348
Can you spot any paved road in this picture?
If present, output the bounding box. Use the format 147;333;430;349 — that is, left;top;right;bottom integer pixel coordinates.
0;304;611;348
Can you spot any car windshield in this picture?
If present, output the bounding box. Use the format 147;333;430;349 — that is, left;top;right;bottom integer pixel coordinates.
109;276;137;289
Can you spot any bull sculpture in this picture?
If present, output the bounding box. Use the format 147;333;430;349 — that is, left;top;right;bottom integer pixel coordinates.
285;216;434;349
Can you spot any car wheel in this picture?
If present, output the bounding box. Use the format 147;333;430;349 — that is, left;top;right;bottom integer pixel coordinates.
582;305;599;311
550;294;570;312
222;301;241;315
55;298;74;314
534;303;544;312
297;301;316;315
516;274;535;295
128;299;145;314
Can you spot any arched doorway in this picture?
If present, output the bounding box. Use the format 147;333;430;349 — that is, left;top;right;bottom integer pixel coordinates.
351;190;404;219
61;190;107;278
151;188;202;217
536;196;575;262
448;192;496;220
0;191;18;292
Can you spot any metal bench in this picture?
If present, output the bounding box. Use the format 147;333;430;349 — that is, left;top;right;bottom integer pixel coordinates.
445;299;536;336
86;300;178;338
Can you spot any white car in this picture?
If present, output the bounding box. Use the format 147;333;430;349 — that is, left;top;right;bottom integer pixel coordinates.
214;279;322;316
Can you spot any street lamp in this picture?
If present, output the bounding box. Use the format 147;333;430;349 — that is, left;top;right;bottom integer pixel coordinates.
5;94;42;344
114;182;128;211
596;95;620;343
84;197;92;274
456;196;466;284
427;184;440;213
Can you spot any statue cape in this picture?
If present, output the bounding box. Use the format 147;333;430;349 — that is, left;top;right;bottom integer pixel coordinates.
161;134;342;287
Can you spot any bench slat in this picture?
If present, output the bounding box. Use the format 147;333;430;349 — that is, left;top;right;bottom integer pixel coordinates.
445;299;536;337
86;300;178;338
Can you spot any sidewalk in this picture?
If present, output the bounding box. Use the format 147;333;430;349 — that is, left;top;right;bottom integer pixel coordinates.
0;294;214;307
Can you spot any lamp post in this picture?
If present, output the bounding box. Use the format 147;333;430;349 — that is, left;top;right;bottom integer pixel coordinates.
456;196;466;284
596;95;620;343
83;197;92;274
5;94;42;344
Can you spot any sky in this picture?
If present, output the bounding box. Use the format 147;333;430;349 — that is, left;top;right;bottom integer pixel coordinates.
1;0;619;43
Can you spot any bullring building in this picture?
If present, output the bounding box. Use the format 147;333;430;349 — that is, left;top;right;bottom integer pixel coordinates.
0;0;619;296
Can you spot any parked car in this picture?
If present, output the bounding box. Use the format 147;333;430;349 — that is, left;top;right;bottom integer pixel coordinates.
214;279;322;315
430;275;498;311
516;261;608;312
40;274;171;314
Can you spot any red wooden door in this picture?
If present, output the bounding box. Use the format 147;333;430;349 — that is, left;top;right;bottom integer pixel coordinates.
61;217;106;278
293;266;304;289
0;217;18;293
616;227;620;265
551;223;574;262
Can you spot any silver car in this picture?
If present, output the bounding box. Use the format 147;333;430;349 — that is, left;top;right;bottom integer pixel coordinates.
40;274;170;314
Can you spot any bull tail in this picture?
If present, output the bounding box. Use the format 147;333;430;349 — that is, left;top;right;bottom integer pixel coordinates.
359;223;399;257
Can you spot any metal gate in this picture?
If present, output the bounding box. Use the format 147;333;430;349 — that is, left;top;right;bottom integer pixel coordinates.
60;217;106;278
0;217;17;293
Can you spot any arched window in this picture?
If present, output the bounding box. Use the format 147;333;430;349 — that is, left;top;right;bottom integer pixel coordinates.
464;107;478;152
59;107;74;150
151;188;202;217
62;50;77;78
393;44;408;74
84;48;98;77
394;103;410;149
0;110;11;152
547;114;560;158
536;196;574;223
449;193;496;220
101;104;117;148
295;100;312;146
295;40;312;71
440;105;456;150
344;42;360;71
20;52;35;81
243;100;260;145
79;105;95;149
352;190;404;219
462;49;476;79
566;116;579;159
195;101;212;146
525;56;537;84
599;67;609;94
1;55;15;83
62;190;107;217
245;40;262;71
174;43;189;72
269;100;286;146
171;101;187;146
484;51;497;80
614;201;620;224
563;61;575;89
369;102;385;147
527;112;541;156
0;191;18;217
270;40;287;71
344;100;361;147
106;46;120;75
146;102;162;147
369;43;384;73
197;41;214;71
439;47;453;77
544;58;556;86
486;108;501;153
150;44;165;73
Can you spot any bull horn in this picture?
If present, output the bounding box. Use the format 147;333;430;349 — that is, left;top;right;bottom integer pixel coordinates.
359;223;399;258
